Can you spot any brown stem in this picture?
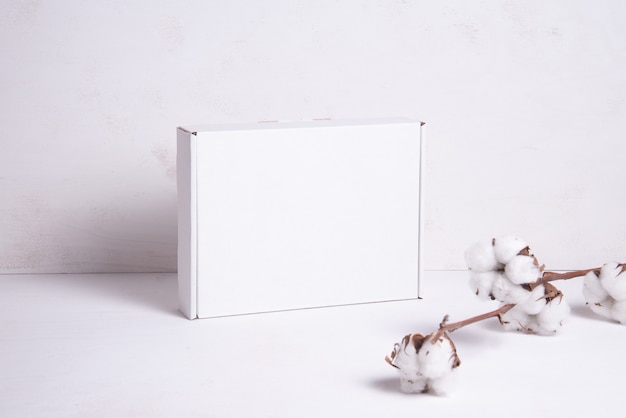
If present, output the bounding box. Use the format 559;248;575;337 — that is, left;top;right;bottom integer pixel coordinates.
528;263;626;291
431;304;515;344
428;263;626;345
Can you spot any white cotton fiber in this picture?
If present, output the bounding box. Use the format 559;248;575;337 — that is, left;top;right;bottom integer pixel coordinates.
589;296;614;320
493;236;529;264
417;334;458;379
585;263;626;322
387;333;460;395
465;240;501;272
533;296;570;335
516;285;547;315
599;262;622;281
387;336;422;393
499;305;531;332
427;370;458;396
611;300;626;324
491;274;531;304
582;271;608;304
505;255;541;284
498;286;569;335
469;271;499;301
399;376;428;394
389;338;419;373
599;262;626;301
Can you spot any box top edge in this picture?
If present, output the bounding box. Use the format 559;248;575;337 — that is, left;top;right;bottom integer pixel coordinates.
178;117;424;134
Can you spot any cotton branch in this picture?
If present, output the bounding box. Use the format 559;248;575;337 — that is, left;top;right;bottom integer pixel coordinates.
388;235;626;396
529;263;626;291
427;262;609;349
431;303;515;343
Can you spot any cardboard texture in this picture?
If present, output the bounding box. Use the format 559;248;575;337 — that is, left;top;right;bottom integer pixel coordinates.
177;118;424;319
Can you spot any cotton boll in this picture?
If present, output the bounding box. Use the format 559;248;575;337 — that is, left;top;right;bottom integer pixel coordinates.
589;296;614;320
599;263;626;301
499;305;532;332
387;335;420;373
386;335;423;393
532;295;570;335
491;274;531;304
505;255;541;284
493;236;529;264
583;271;608;304
427;370;459;396
523;317;539;333
599;262;622;281
386;333;460;395
417;334;460;379
465;240;501;272
610;300;626;324
516;285;547;315
606;278;626;301
598;262;622;290
499;286;569;335
469;271;498;301
416;334;460;395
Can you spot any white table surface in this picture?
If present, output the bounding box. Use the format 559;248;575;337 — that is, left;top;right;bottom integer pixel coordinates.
1;271;624;417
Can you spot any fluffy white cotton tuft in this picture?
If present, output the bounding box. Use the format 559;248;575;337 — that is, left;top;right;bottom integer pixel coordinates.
516;285;547;315
386;333;460;395
589;296;614;319
465;240;501;272
417;334;458;378
505;255;541;284
610;300;626;324
493;236;529;264
491;274;532;305
582;271;608;304
469;271;499;301
499;288;569;335
426;371;458;396
499;305;532;332
583;263;626;324
531;295;570;335
466;236;545;305
599;262;622;282
386;335;423;393
399;376;427;394
599;262;626;301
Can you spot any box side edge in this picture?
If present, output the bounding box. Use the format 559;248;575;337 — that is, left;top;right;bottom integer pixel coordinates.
177;127;198;319
417;122;425;299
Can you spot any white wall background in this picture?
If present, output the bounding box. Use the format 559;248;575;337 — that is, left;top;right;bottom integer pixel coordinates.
2;0;625;273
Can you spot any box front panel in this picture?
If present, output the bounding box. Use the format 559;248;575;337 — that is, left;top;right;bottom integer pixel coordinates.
195;122;420;317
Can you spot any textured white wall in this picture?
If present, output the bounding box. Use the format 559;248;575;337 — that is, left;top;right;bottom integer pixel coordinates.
1;0;625;273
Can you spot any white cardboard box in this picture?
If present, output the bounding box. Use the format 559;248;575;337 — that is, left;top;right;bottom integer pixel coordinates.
177;118;424;319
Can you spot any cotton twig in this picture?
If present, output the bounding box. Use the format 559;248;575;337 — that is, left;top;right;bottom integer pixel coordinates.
389;235;626;396
529;264;626;291
431;303;516;344
429;265;626;345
